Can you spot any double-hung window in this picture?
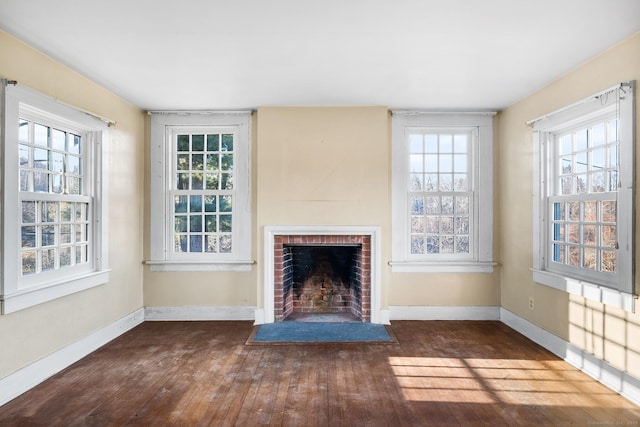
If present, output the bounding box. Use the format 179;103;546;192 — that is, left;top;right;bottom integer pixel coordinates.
1;81;109;314
531;81;635;310
148;112;252;271
391;113;494;272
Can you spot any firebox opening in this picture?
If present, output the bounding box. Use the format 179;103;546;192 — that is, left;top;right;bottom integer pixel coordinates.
282;245;363;322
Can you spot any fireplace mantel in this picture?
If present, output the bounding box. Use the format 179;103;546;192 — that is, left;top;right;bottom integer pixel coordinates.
256;225;387;325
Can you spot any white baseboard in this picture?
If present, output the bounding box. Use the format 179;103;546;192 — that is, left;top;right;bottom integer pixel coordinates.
144;305;256;321
0;308;144;407
389;305;500;320
500;308;640;406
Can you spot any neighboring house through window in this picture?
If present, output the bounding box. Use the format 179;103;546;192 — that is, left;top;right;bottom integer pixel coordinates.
530;81;635;310
148;112;252;271
391;112;494;272
1;80;109;314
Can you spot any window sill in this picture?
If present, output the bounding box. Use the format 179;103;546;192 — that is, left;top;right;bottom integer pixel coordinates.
532;268;636;311
145;260;255;272
1;270;110;314
390;260;496;273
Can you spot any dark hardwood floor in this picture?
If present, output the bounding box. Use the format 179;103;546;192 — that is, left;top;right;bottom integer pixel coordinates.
0;320;638;426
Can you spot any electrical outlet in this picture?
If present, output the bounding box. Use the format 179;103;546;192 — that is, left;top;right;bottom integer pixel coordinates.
528;297;534;310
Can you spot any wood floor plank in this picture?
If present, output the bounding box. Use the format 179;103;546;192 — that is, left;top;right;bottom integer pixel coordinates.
1;320;639;426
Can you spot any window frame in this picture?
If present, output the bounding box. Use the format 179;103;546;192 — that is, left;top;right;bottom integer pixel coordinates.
1;81;109;314
148;112;252;272
391;112;495;273
531;81;635;311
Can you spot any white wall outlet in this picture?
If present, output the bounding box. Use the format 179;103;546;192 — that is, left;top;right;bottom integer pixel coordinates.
528;297;534;310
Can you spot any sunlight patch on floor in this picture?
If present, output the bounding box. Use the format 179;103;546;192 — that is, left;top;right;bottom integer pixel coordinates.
388;356;634;408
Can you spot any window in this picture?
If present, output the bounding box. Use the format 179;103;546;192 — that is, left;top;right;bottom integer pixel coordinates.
1;81;109;314
148;112;252;271
531;81;635;310
391;113;494;272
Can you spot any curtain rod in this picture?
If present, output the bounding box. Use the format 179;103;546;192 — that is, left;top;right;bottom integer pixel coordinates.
3;78;117;127
526;81;633;127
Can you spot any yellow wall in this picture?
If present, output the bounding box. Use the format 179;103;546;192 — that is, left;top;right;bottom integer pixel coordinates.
143;105;501;310
0;31;146;378
498;33;640;376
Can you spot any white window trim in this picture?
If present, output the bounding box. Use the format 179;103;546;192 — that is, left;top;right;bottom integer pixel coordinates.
530;81;636;311
391;112;495;273
1;81;110;314
148;111;252;272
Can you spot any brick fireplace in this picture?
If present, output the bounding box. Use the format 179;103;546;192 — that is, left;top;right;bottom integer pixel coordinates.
275;235;370;322
261;226;383;324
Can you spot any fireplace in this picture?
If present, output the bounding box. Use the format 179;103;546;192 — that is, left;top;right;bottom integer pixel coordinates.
278;237;369;321
261;226;382;324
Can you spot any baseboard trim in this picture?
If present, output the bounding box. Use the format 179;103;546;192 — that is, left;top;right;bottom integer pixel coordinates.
0;307;144;407
500;308;640;406
144;305;256;321
389;305;500;320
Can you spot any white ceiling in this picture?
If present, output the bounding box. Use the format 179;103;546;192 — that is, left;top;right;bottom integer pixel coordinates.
1;0;638;111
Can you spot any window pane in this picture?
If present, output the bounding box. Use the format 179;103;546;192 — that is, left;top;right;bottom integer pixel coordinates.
205;215;217;232
206;154;219;171
22;201;36;223
189;195;202;212
177;135;190;151
42;248;56;271
205;235;218;252
409;174;423;191
221;134;233;151
68;133;81;155
220;236;232;253
425;197;438;215
192;172;203;189
409;134;423;153
441;196;454;214
206;173;219;190
425;135;438;152
190;215;202;232
410;155;423;173
453;134;467;153
22;226;36;248
175;216;187;232
220;195;232;212
192;135;205;151
51;129;66;151
60;247;72;267
175;196;188;213
221;154;233;171
411;235;425;254
190;235;202;252
204;195;216;212
22;251;36;274
439;174;452;191
439;134;452;152
455;236;469;254
34;124;48;146
42;201;57;222
207;134;219;151
219;215;232;232
177;154;189;170
602;200;616;222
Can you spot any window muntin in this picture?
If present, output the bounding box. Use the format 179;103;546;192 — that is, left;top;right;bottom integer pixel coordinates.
171;131;234;255
391;112;493;273
531;81;635;306
18;117;92;279
547;117;619;281
2;81;109;314
148;112;252;271
408;129;472;256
